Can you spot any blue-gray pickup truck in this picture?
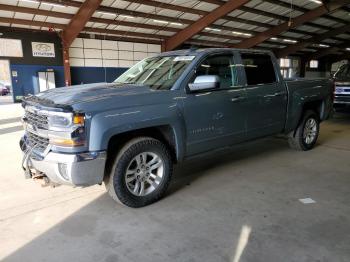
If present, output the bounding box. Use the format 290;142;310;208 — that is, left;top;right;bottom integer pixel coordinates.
20;48;334;207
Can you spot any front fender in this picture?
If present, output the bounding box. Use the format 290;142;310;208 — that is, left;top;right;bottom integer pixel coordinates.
88;103;186;161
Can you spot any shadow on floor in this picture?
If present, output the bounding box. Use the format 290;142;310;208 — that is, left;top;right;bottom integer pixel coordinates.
0;125;23;135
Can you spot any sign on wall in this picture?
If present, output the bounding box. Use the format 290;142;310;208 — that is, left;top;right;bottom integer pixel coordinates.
32;42;55;57
0;38;23;57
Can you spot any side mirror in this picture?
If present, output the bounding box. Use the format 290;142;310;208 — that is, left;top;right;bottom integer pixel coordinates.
188;75;220;92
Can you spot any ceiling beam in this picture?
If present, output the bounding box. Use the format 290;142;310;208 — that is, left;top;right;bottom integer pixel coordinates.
61;0;102;47
0;17;66;29
262;0;349;25
197;0;347;32
232;2;348;49
121;0;338;37
15;0;340;41
163;0;249;51
30;0;349;41
276;23;350;57
306;41;350;60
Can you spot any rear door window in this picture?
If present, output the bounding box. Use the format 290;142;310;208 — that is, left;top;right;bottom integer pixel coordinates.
241;53;277;85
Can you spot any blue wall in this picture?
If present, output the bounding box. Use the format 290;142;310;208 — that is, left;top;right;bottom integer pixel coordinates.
11;64;65;101
70;67;128;85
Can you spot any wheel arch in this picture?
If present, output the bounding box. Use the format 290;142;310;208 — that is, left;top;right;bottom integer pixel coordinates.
104;125;180;178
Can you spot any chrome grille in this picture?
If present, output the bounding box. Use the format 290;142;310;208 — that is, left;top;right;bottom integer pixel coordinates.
25;110;48;130
27;131;49;154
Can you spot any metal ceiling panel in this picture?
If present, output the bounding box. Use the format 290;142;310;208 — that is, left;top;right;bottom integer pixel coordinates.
109;0;132;9
13;12;34;20
33;15;48;22
18;1;39;9
0;10;13;18
0;0;16;5
312;17;339;27
45;17;70;24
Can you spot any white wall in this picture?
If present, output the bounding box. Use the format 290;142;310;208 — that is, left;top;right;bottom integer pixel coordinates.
69;38;161;68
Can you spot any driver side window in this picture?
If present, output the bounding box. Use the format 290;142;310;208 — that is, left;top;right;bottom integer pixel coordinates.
193;54;238;89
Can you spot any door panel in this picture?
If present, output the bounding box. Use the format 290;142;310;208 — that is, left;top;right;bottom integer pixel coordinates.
239;52;287;139
245;83;287;138
182;53;247;156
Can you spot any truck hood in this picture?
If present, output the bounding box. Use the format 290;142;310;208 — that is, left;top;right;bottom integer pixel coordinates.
31;82;156;108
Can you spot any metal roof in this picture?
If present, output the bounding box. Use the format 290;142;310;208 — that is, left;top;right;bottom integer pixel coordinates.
0;0;349;58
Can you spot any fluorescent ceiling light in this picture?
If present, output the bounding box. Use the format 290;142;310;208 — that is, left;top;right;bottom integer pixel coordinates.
205;27;221;32
283;39;297;43
170;22;183;26
271;37;278;40
232;31;252;37
319;44;330;47
153;19;168;24
19;0;39;3
20;0;65;7
97;11;116;16
119;15;135;19
309;0;322;4
346;48;350;51
41;2;65;8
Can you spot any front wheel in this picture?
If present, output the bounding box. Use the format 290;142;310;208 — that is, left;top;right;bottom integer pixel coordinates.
104;137;173;208
288;110;320;151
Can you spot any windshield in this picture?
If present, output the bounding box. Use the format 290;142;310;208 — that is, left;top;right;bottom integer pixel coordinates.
114;55;195;90
335;64;350;79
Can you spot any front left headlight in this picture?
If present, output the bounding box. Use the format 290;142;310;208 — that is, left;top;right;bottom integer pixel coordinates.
47;112;86;147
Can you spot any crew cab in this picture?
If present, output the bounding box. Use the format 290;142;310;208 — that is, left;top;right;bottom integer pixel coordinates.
20;48;334;207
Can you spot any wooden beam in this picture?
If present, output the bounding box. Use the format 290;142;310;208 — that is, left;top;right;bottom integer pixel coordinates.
120;0;347;40
306;41;350;60
232;2;348;49
61;0;102;47
61;0;102;85
0;17;66;29
163;0;345;32
164;0;249;51
276;23;350;58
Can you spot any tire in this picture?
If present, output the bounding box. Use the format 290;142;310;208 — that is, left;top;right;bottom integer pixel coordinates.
104;137;173;208
288;110;320;151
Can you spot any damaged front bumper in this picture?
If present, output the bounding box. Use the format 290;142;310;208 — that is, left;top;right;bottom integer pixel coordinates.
20;136;107;187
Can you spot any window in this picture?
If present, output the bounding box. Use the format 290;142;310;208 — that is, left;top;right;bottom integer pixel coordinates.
0;38;23;57
279;58;291;68
310;60;318;69
335;64;350;78
193;54;239;89
241;53;276;85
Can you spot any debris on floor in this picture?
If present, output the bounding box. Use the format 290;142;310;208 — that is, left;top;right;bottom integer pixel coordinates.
299;198;316;204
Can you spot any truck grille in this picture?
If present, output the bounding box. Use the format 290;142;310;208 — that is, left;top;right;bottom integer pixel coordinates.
27;131;49;154
25;110;48;130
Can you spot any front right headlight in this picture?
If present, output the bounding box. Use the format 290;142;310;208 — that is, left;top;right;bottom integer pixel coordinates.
48;114;72;128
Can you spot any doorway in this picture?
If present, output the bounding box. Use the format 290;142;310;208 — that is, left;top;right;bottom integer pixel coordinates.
0;60;13;104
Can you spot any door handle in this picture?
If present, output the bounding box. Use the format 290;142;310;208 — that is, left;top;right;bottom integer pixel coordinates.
264;92;286;98
274;92;286;97
231;96;245;102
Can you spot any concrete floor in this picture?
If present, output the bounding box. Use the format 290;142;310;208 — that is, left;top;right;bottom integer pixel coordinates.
0;97;349;262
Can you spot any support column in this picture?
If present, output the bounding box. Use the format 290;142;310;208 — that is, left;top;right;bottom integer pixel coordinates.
300;58;307;78
63;45;71;86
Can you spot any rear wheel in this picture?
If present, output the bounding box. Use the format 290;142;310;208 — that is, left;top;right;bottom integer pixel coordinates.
104;137;173;208
288;110;320;151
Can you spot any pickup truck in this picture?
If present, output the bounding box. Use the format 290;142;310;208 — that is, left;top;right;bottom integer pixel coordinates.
20;48;334;207
334;63;350;106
